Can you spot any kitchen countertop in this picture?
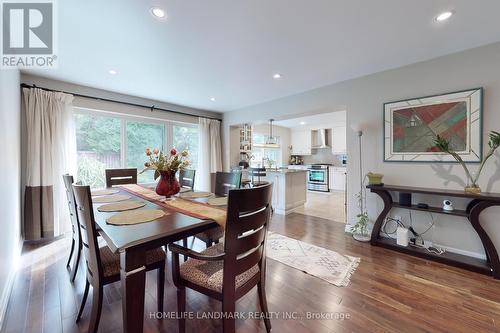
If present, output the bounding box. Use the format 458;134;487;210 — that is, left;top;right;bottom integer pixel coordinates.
265;169;308;174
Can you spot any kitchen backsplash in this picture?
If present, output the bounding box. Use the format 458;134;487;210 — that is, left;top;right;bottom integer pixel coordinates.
299;149;346;166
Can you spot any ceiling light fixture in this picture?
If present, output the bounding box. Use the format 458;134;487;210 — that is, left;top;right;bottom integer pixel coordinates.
273;73;282;79
210;97;216;102
435;11;453;22
108;69;117;75
300;121;306;125
150;7;166;19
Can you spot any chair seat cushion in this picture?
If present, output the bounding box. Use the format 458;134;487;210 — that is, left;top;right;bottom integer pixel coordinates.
179;243;259;292
195;226;224;243
100;246;166;277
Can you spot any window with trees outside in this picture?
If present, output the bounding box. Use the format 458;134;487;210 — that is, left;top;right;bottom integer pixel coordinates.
250;133;282;168
74;109;199;188
75;114;121;188
173;125;199;171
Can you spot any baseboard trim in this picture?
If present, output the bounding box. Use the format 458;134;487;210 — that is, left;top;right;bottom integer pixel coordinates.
435;244;487;260
0;237;23;331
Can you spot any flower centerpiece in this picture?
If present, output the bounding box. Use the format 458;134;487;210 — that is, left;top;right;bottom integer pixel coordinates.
141;147;190;197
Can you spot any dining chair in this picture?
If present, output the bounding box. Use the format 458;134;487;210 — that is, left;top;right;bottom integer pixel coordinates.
248;167;269;187
169;183;273;333
193;171;242;249
179;169;196;191
105;168;137;187
214;171;242;196
179;169;196;259
72;184;166;333
62;174;82;282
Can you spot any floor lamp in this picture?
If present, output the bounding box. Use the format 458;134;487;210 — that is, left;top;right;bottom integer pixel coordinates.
350;123;370;241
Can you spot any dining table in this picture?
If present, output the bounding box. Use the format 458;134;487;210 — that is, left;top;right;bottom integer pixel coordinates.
92;184;227;333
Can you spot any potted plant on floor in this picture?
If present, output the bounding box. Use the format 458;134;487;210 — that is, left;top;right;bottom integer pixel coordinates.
351;191;371;242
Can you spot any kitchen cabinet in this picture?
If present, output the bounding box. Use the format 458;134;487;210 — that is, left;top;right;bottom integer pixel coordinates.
331;126;347;154
262;170;308;214
290;130;312;155
329;167;346;191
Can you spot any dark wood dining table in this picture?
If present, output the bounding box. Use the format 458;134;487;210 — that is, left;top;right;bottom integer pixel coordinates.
92;187;223;333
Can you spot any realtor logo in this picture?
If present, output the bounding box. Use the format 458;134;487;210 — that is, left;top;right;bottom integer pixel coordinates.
1;1;57;68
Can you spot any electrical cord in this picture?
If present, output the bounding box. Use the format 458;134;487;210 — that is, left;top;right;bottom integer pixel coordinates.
384;210;445;255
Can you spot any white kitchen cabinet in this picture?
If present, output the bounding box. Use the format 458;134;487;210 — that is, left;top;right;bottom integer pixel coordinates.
329;167;346;191
262;170;308;214
290;130;312;155
331;126;347;154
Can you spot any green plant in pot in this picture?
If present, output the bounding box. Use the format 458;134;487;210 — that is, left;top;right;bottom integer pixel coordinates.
352;191;371;242
434;131;500;193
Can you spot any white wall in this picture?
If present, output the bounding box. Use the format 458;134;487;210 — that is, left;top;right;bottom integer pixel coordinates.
0;69;22;328
223;41;500;258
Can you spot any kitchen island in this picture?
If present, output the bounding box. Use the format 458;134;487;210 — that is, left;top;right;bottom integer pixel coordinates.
261;169;307;215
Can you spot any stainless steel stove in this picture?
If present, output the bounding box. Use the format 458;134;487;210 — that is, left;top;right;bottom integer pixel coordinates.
307;164;331;192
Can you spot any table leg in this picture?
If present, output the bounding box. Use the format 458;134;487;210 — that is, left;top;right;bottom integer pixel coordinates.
120;247;147;333
369;189;393;245
468;200;500;279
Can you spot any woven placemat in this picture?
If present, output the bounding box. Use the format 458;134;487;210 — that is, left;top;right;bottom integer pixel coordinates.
179;191;213;199
97;201;146;212
207;197;228;206
92;194;131;203
91;189;119;196
106;209;166;225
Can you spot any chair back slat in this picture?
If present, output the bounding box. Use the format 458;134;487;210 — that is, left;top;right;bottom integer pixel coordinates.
234;208;268;235
236;246;263;275
105;168;137;187
222;184;272;288
179;169;196;190
62;174;80;239
214;171;242;196
234;226;266;255
72;184;103;284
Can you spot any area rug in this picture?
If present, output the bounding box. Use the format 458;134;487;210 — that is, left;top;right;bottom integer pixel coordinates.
266;233;360;287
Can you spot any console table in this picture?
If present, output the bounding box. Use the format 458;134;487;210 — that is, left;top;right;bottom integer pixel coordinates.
367;184;500;279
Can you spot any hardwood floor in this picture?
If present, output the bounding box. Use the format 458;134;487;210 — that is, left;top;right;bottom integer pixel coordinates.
3;213;500;333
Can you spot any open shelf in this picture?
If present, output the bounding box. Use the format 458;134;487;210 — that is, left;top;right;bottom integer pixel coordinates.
392;203;468;217
377;237;491;275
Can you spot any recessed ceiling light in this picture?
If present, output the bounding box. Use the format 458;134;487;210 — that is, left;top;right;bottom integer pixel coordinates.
435;11;453;22
273;73;282;79
108;69;117;75
210;97;216;102
300;121;306;125
150;7;166;19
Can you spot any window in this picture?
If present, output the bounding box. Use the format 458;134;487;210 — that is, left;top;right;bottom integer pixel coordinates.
126;121;165;183
250;133;282;168
75;113;121;188
173;125;199;170
74;109;200;187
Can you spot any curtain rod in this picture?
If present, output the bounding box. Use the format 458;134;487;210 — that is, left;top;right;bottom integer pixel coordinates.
20;83;222;121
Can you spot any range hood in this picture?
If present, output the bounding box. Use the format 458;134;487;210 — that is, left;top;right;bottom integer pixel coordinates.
311;129;329;149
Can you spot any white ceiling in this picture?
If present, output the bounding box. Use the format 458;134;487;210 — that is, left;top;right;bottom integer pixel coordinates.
274;111;346;129
25;0;500;112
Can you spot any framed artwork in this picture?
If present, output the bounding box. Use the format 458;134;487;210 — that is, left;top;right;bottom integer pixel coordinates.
384;88;483;162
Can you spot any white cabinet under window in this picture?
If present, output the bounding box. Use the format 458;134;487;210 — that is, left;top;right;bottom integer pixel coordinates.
331;126;347;154
290;130;312;155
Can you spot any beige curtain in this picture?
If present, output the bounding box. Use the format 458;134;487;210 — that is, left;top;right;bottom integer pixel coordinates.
23;88;76;240
197;118;222;191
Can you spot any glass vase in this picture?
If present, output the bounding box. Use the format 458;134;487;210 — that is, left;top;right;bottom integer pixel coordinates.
155;170;180;197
